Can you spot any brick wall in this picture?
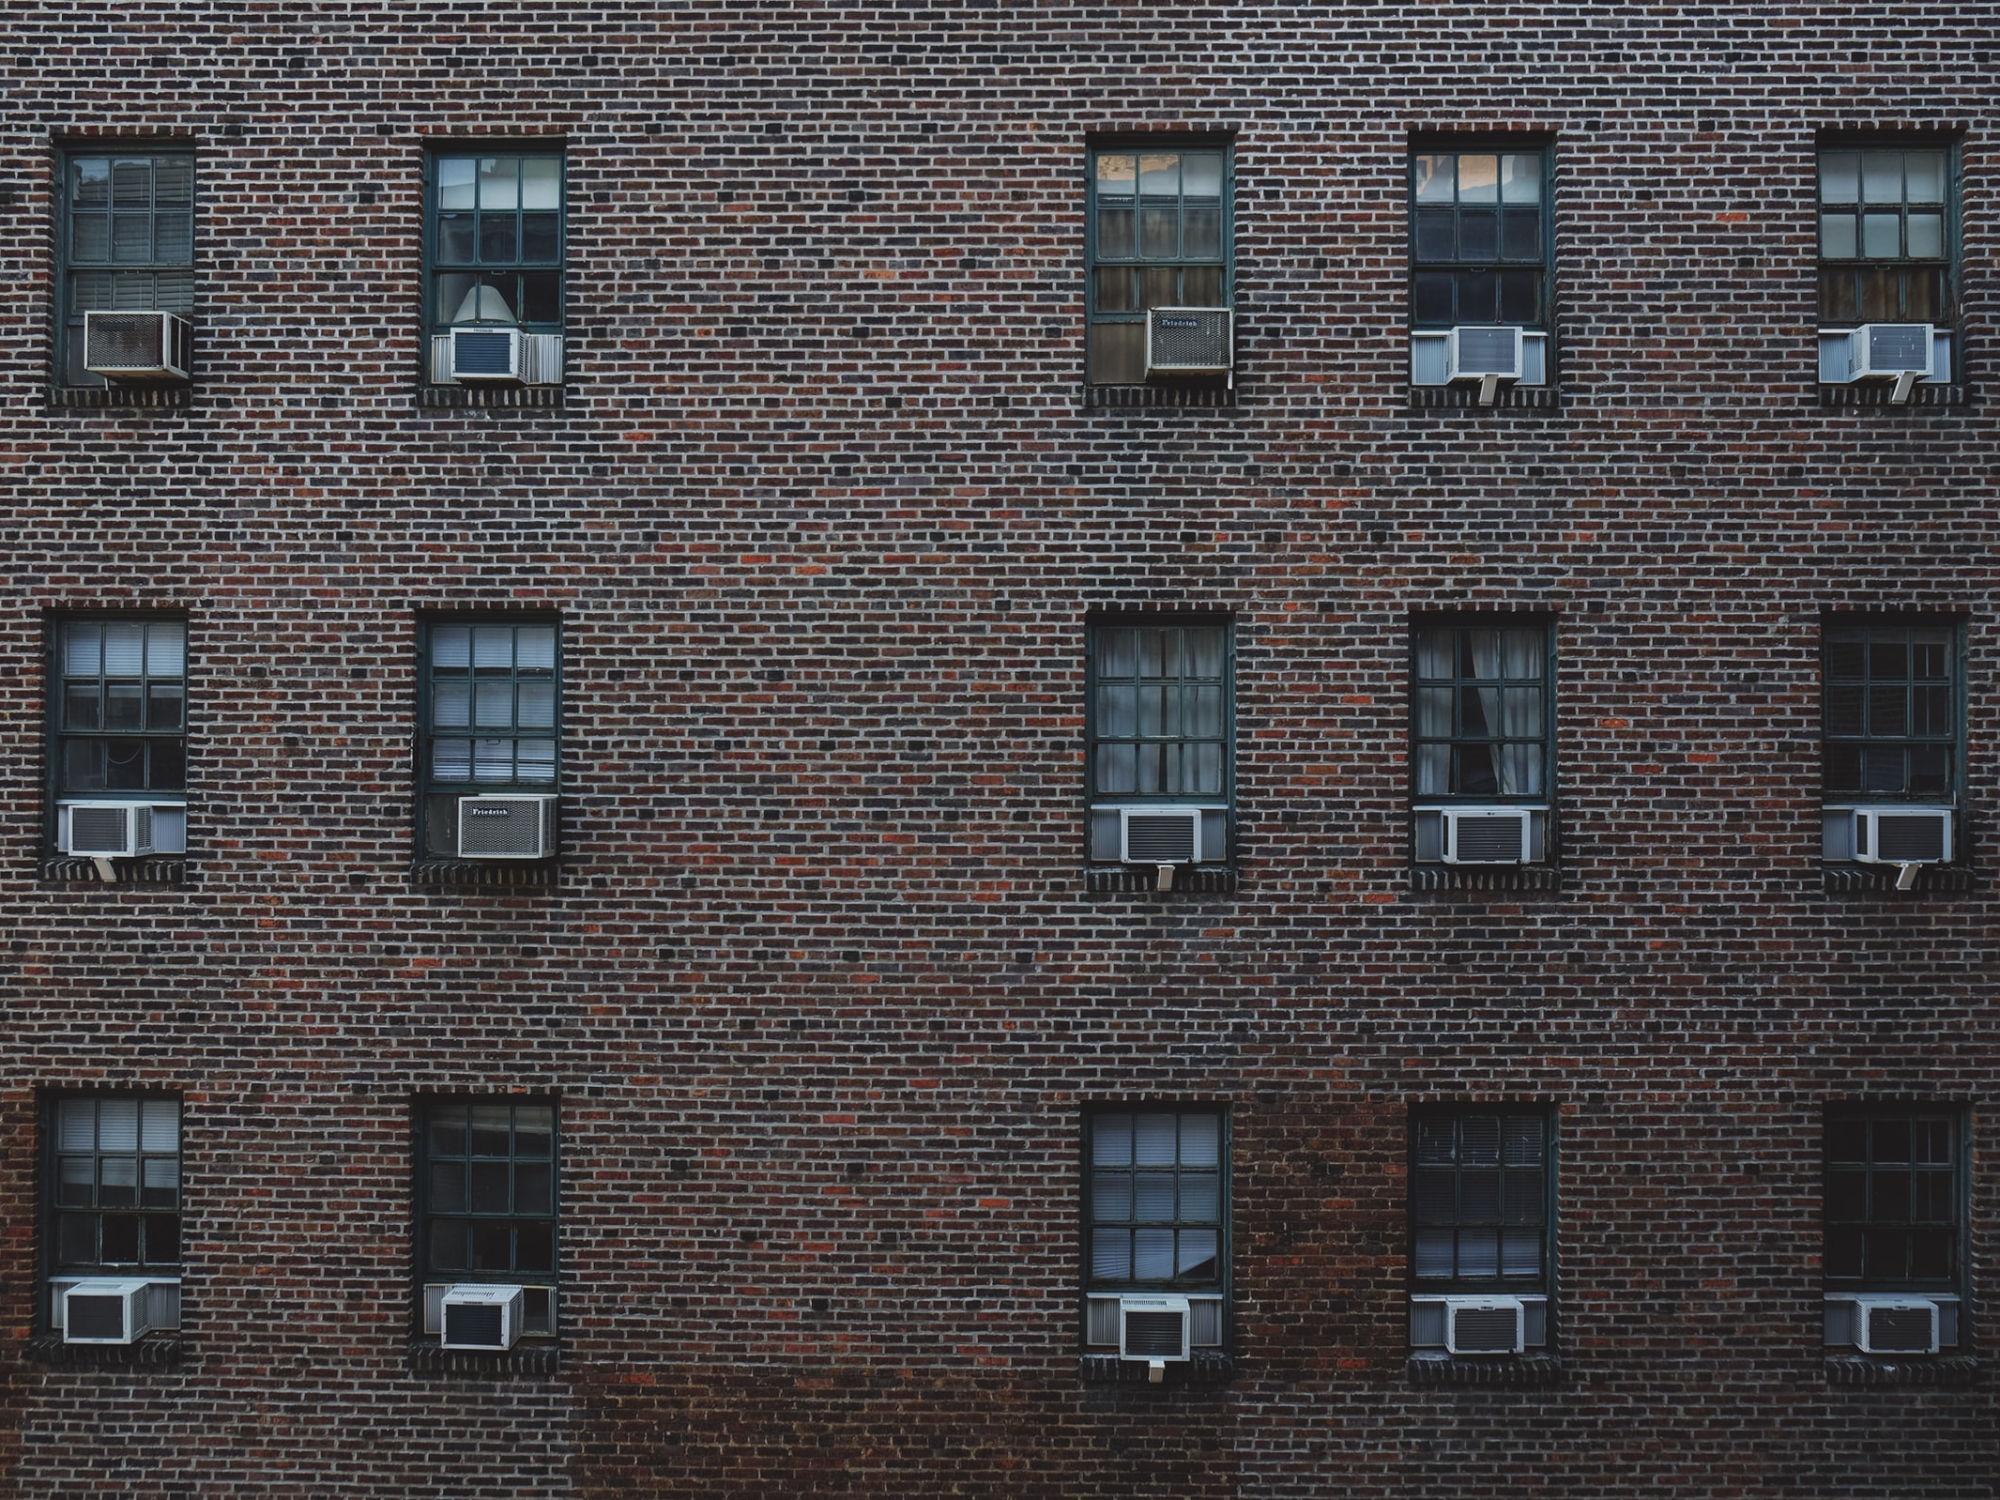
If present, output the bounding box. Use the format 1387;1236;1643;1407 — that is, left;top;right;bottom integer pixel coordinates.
1;3;1995;1496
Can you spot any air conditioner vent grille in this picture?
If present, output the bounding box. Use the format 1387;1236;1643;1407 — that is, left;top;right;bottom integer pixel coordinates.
451;328;521;381
457;795;556;859
1875;814;1947;863
1146;307;1232;374
443;1301;507;1348
1863;323;1932;373
1125;813;1197;864
1864;1304;1936;1354
66;1294;130;1341
1452;326;1521;375
1123;1309;1187;1357
1451;1306;1521;1353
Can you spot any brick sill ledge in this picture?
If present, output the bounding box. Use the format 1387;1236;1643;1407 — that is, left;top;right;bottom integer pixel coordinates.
41;856;190;886
408;1339;560;1376
410;859;559;889
25;1333;184;1366
1824;1354;1981;1387
418;384;565;409
1823;864;1979;896
1078;1351;1234;1387
1085;866;1238;896
1410;863;1562;895
1408;1354;1565;1387
49;384;192;410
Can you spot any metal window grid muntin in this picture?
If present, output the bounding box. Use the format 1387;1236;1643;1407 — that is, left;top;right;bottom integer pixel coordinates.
1408;1107;1555;1297
1822;619;1964;813
1080;1106;1231;1350
1085;616;1235;845
416;615;563;859
1409;616;1558;813
57;148;196;386
40;1093;183;1330
1084;138;1234;383
1816;142;1958;330
47;615;190;851
424;148;567;349
1408;141;1554;333
413;1097;560;1336
1823;1105;1966;1297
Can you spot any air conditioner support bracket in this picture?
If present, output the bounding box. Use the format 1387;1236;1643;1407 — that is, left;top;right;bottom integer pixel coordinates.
1155;863;1175;892
1895;861;1921;891
92;857;117;884
1478;372;1500;406
1148;1358;1166;1383
1891;370;1918;404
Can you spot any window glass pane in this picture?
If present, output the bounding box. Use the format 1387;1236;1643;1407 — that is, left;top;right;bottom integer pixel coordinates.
1140;209;1177;259
73;157;110;206
1413;154;1454;204
469;1220;512;1271
107;682;144;732
59;1212;97;1265
1177;1229;1217;1280
1501;1227;1542;1276
1499;153;1541;203
469;1104;512;1156
516;741;557;783
1904;151;1945;204
141;1157;178;1208
516;627;556;673
430;1161;466;1212
1502;1115;1543;1166
433;680;471;730
514;1106;553;1156
112;213;152;262
1456;1228;1499;1276
1138;266;1177;309
517;680;556;729
146;622;185;677
1906;212;1942;259
516;1221;555;1274
1134;1114;1177;1167
1414;1168;1455;1224
1091;1229;1131;1280
521;156;561;210
1095;153;1135;197
1856;267;1898;321
1134;1172;1175;1219
59;1156;94;1206
1457;208;1497;261
1179;1112;1219;1166
1132;1227;1174;1279
140;1098;178;1152
1459;1170;1501;1221
1093;1115;1132;1166
475;680;515;730
470;1160;510;1213
522;272;563;325
64;623;103;678
1414;1228;1454;1278
100;1215;140;1263
429;1220;468;1272
480;217;519;263
65;684;102;732
98;1098;139;1152
1179;1171;1220;1222
1500;210;1540;262
1183;206;1222;261
57;1100;96;1154
1414;208;1455;262
429;1106;467;1157
148;684;183;732
71;214;109;262
478;157;520;210
1457;269;1497;321
1497;270;1538;324
143;1215;180;1266
522;213;560;262
1861;213;1899;258
1860;154;1903;204
103;623;144;676
1820;213;1857;259
1821;151;1860;204
433;738;472;781
437;158;476;210
1457;155;1498;203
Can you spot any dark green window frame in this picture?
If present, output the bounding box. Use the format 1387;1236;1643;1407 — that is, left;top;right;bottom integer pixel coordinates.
48;614;190;856
1822;619;1964;810
1410;1107;1553;1293
423;148;566;343
1410;142;1552;330
415;615;561;860
55;146;195;387
414;1096;559;1337
1084;1107;1229;1296
1817;143;1956;329
44;1093;183;1288
1825;1105;1964;1297
1084;138;1233;385
1411;618;1555;805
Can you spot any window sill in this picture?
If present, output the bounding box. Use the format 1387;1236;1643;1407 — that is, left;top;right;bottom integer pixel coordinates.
25;1332;184;1367
48;384;193;410
40;855;190;886
407;1339;560;1377
1823;863;1978;896
1408;1353;1565;1387
1078;1351;1234;1387
1407;384;1557;411
1819;382;1968;409
410;858;559;889
418;384;565;409
1082;381;1234;410
1824;1353;1981;1387
1410;863;1562;895
1085;865;1238;895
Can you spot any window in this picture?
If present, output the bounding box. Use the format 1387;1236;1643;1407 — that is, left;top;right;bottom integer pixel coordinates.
1821;620;1961;864
45;1095;182;1332
50;616;188;857
1824;1106;1963;1351
1082;1108;1227;1353
425;150;565;384
1086;618;1232;866
1411;619;1552;863
1409;144;1551;387
415;1098;558;1338
1086;141;1231;385
57;149;194;386
1409;1107;1552;1356
417;618;560;860
1818;145;1954;382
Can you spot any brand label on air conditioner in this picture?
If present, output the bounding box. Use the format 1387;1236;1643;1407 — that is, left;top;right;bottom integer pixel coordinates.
468;806;514;817
1158;317;1203;329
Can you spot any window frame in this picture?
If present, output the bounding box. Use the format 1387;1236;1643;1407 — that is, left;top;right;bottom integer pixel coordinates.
1083;136;1235;386
421;144;567;383
1080;1105;1231;1351
414;613;563;862
1408;139;1554;332
411;1094;561;1340
1408;615;1557;861
1083;613;1235;866
1820;616;1966;862
54;143;196;388
41;1091;184;1333
1815;139;1958;332
1823;1103;1967;1345
46;612;191;857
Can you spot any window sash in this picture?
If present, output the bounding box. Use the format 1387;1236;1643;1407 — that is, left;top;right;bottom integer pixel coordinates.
1410;1109;1551;1290
1411;623;1553;802
1822;623;1961;803
1816;146;1955;327
1824;1109;1962;1292
51;618;189;798
58;151;196;385
427;152;565;335
419;619;562;793
416;1099;559;1286
46;1095;183;1277
1409;147;1550;329
1087;620;1233;806
1085;1109;1227;1292
1086;143;1232;383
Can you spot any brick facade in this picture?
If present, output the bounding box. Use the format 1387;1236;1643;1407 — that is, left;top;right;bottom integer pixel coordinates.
2;3;1995;1496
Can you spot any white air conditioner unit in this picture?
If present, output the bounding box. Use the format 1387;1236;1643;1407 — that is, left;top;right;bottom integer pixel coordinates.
440;1283;526;1350
1442;1295;1526;1355
83;310;192;381
1852;807;1952;867
1446;326;1524;381
1849;1295;1942;1355
61;802;158;858
1145;307;1233;375
448;326;525;383
1848;323;1935;381
1118;1295;1191;1364
62;1279;154;1345
457;794;558;859
1440;807;1533;865
1120;807;1202;865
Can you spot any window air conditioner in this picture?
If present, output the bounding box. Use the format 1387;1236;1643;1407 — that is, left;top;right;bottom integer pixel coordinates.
1442;1295;1526;1355
1848;323;1934;381
440;1284;526;1350
448;326;525;383
83;311;192;381
1120;807;1202;865
1440;807;1533;865
1118;1295;1191;1367
61;802;158;858
1145;307;1233;375
1852;807;1952;867
62;1279;154;1345
1852;1295;1942;1355
457;794;558;859
1446;324;1523;379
